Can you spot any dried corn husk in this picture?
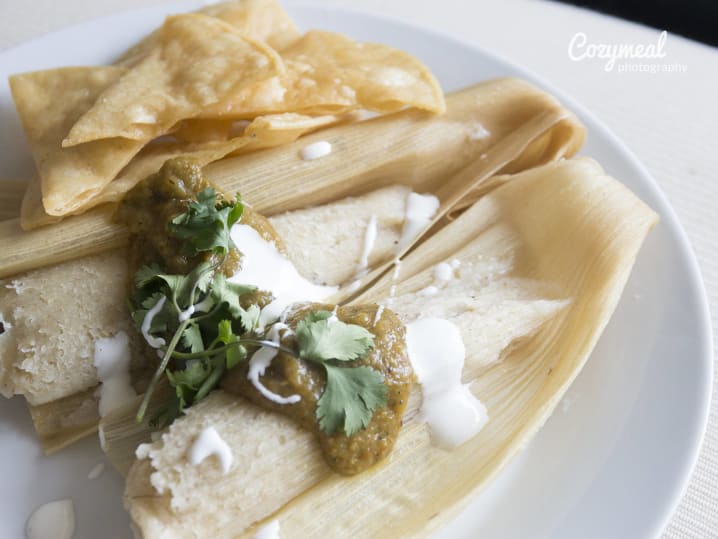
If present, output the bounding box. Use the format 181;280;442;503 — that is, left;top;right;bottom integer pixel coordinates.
28;388;99;454
0;78;584;279
118;158;657;537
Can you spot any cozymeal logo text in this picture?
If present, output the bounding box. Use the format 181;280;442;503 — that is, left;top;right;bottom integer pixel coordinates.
568;30;687;73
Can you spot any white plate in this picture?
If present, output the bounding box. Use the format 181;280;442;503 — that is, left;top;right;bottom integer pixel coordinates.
0;3;712;538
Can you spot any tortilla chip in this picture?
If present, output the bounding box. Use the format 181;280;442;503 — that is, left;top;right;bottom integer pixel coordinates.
172;119;252;143
241;113;350;149
173;112;348;143
116;0;300;67
19;111;349;229
196;30;446;119
83;113;349;208
63;13;284;147
20;176;62;230
9;67;146;216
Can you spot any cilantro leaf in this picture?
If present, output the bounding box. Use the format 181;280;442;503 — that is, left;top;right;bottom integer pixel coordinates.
316;364;387;436
181;324;205;353
296;311;375;363
209;274;258;332
133;261;214;312
129;187;255;425
167;360;212;408
169;188;243;256
133;263;164;289
217;319;247;369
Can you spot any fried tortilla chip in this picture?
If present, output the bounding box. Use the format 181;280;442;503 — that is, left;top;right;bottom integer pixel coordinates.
63;13;284;147
173;112;348;143
9;67;145;216
20;177;62;229
19;113;348;229
116;0;300;67
92;113;348;207
195;30;446;120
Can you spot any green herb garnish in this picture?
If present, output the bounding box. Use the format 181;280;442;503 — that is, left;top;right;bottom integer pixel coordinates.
131;189;254;425
169;187;243;257
296;310;387;436
131;189;388;438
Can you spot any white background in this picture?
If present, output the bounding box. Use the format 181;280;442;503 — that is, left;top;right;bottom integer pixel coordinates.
1;0;716;536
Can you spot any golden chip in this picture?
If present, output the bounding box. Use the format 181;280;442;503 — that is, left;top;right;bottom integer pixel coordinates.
196;30;446;119
9;67;145;216
173;112;348;143
62;13;284;147
81;113;349;209
116;0;300;67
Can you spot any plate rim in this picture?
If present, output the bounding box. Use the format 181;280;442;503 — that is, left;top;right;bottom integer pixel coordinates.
0;2;712;537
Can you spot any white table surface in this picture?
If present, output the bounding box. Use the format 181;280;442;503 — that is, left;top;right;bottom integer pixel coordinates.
1;0;716;537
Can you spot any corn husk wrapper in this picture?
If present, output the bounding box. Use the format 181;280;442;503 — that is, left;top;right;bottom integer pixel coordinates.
115;158;657;537
6;77;584;454
28;389;99;453
0;79;584;279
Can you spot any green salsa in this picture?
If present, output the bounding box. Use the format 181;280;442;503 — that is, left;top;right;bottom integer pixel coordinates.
222;304;414;475
119;157;414;475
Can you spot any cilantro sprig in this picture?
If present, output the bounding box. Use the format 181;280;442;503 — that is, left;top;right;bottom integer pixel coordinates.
131;188;389;438
169;187;243;257
131;189;257;424
296;311;387;436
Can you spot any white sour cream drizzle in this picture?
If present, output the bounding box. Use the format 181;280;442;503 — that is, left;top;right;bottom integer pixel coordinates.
93;331;136;417
178;295;214;323
141;296;167;348
405;318;488;448
373;259;402;326
26;499;75;539
356;214;378;276
433;262;453;283
418;259;461;296
373;305;385;325
229;224;337;331
419;285;439;297
253;519;281;539
248;323;301;405
300;140;332;161
188;426;233;474
395;193;440;254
